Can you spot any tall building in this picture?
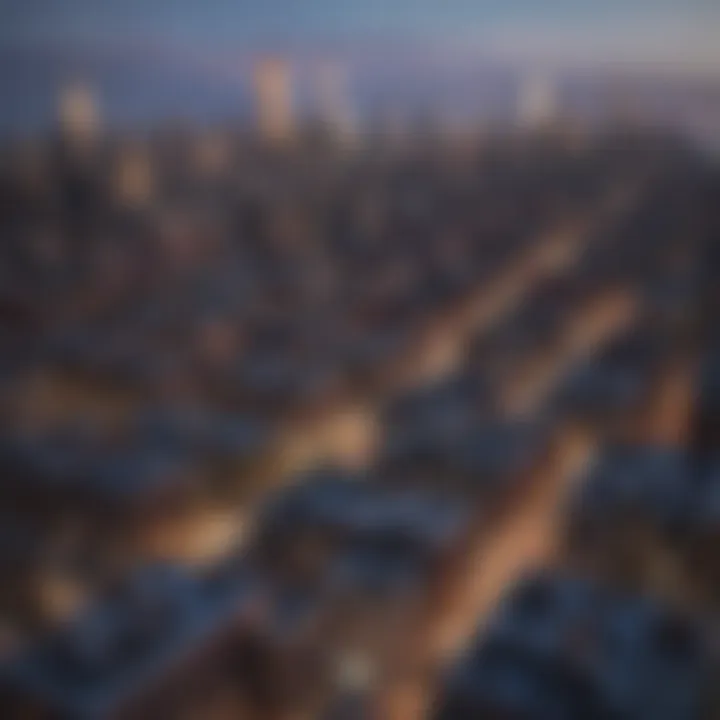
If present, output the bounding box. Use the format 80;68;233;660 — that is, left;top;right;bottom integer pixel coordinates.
517;71;558;127
253;58;295;146
58;82;101;148
313;63;358;146
114;143;154;207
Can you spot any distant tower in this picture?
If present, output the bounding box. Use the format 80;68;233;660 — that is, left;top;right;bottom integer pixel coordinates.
115;143;154;207
313;63;358;146
55;82;102;253
518;71;558;127
253;58;295;146
58;82;101;148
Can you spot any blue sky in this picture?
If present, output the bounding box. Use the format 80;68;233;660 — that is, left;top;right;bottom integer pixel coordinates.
2;0;719;72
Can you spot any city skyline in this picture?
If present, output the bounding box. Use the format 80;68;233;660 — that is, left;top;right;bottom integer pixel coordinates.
1;1;719;136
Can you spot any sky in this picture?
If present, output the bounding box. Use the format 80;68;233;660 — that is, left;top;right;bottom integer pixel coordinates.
1;0;719;74
0;0;719;134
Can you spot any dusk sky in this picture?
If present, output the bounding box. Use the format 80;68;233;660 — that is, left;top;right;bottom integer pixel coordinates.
1;0;719;134
2;0;719;73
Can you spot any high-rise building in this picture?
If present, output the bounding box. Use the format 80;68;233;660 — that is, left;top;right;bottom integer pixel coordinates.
54;82;102;248
253;58;295;146
58;82;101;147
114;143;154;207
517;71;558;127
313;63;358;146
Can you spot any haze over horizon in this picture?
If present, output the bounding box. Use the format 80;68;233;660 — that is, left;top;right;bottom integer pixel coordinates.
1;0;719;134
3;1;720;70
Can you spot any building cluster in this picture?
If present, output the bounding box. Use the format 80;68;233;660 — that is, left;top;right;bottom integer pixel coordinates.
0;98;718;719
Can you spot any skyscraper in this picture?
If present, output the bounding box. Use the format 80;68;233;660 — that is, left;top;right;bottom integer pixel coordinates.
517;71;558;128
114;143;154;207
313;63;358;147
253;58;295;146
58;82;101;148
